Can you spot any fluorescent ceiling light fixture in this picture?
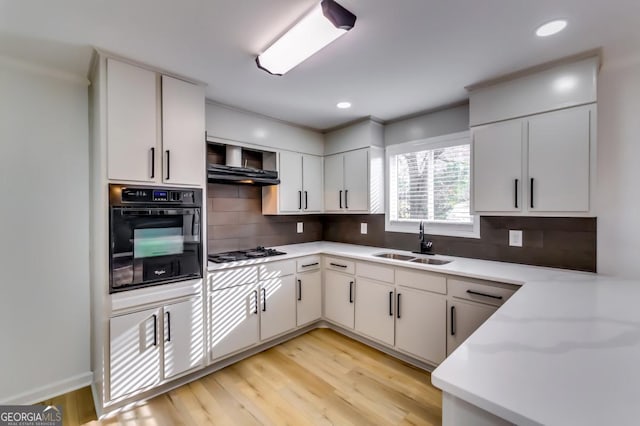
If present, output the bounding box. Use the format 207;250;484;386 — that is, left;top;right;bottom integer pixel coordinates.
256;0;356;75
336;101;352;109
536;19;567;37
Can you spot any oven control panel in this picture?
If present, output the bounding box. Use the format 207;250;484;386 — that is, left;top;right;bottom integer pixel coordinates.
117;186;197;205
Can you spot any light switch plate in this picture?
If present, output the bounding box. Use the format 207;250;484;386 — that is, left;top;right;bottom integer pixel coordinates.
361;223;368;234
297;222;303;233
509;230;523;247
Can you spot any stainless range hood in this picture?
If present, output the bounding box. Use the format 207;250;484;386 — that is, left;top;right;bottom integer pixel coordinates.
207;145;280;186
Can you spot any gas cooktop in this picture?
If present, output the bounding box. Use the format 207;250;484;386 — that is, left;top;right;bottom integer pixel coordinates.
208;246;286;263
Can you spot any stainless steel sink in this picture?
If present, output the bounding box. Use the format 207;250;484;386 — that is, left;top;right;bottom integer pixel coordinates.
373;253;416;261
409;258;451;265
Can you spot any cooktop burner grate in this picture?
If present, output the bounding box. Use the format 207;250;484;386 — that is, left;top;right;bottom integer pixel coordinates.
208;246;286;263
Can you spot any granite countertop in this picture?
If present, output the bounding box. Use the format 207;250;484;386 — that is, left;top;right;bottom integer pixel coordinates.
208;242;639;425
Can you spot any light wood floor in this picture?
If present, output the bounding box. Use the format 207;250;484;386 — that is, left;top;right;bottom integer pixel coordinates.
40;328;442;425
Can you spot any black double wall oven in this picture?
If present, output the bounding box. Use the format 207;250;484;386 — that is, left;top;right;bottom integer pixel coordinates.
109;184;203;293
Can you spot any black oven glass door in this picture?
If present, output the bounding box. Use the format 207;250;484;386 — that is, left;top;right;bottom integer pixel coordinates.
110;207;202;292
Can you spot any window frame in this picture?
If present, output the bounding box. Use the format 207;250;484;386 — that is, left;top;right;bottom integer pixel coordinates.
384;131;480;239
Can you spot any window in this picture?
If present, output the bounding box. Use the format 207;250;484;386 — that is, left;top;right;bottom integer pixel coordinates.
385;131;479;238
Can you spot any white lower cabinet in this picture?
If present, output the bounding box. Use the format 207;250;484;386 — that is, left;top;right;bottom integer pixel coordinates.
210;283;259;360
260;275;296;341
296;269;322;326
163;298;205;380
446;299;496;355
109;307;162;400
354;277;395;346
395;286;447;365
324;269;355;329
109;294;204;400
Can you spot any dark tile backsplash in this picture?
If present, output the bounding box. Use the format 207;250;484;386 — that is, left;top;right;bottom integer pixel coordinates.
207;185;596;272
207;183;323;253
323;214;597;272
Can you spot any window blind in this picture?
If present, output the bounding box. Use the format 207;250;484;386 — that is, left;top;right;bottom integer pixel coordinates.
389;143;471;223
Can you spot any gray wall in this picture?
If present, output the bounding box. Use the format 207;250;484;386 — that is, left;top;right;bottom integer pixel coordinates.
384;104;469;145
0;57;90;403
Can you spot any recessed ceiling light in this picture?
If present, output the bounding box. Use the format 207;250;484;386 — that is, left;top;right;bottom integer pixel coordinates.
536;19;567;37
336;101;352;109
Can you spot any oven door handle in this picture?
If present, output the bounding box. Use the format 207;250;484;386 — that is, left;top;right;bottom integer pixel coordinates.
119;208;198;216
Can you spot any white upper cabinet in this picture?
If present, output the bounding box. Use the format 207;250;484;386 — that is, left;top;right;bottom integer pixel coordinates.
473;104;594;216
528;106;591;212
470;57;598;216
105;58;204;186
473;120;523;213
323;119;385;214
161;75;205;186
324;148;383;213
323;153;344;211
302;154;323;212
107;59;158;183
343;149;369;212
264;152;323;214
278;151;303;213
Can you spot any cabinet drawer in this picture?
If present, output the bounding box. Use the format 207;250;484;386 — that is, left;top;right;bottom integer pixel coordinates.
296;256;321;272
356;262;394;284
448;278;517;307
210;266;258;291
396;269;446;295
324;257;355;274
259;260;295;280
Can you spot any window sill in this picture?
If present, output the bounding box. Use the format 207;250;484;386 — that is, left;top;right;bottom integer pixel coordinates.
385;218;480;239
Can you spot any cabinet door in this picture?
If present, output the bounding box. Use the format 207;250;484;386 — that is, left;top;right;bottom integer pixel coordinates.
163;297;204;380
354;278;394;346
107;59;158;182
447;299;496;355
260;275;297;340
472;120;523;212
528;106;591;212
324;270;355;329
302;154;323;212
161;76;205;186
395;287;446;365
210;283;259;360
279;151;303;212
324;153;344;212
296;270;322;326
343;149;369;211
109;307;161;400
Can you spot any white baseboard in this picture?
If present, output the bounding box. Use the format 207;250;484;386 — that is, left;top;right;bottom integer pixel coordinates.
0;372;93;405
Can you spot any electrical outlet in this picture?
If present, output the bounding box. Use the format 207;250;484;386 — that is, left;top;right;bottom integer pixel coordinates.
361;223;368;234
297;222;303;233
509;230;523;247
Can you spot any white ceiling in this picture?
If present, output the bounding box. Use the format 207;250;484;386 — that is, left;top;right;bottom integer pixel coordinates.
1;0;639;130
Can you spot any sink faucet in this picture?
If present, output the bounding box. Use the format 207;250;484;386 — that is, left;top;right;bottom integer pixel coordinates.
419;221;434;254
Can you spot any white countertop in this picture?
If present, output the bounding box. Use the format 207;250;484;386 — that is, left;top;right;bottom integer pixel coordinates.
209;242;639;425
208;241;592;285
